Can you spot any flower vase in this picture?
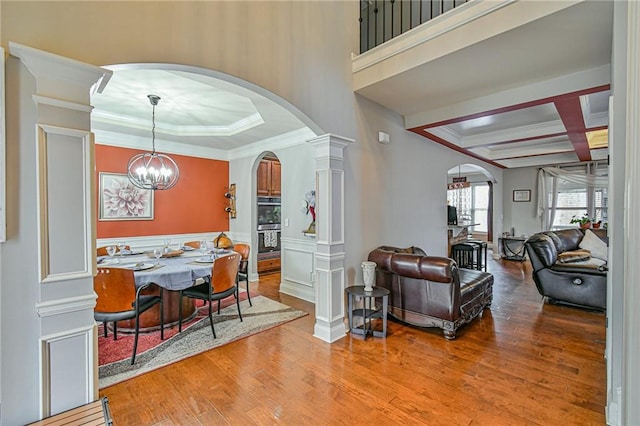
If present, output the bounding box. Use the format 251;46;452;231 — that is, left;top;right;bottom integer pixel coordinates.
362;261;376;292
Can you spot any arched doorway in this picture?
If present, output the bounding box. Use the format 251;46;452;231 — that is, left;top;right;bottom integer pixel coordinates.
447;163;497;249
255;151;281;276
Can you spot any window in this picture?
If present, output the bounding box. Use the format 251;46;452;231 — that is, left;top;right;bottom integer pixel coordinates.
472;184;489;232
448;182;489;232
543;163;608;230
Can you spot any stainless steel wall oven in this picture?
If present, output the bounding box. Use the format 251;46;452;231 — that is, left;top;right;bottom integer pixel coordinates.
257;197;281;258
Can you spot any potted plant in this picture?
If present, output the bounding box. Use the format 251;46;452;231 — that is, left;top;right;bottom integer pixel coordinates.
570;214;594;229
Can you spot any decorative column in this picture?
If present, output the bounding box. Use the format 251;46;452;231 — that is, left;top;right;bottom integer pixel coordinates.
3;42;111;423
307;134;354;343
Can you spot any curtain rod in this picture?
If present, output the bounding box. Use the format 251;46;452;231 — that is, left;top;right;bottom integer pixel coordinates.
538;159;607;170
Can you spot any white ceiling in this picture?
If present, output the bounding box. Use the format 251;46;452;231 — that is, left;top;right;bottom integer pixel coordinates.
91;65;312;155
354;0;614;170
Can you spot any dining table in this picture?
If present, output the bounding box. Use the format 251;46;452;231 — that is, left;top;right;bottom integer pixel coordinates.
97;247;234;332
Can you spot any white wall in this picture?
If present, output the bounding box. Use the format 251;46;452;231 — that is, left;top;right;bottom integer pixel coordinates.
345;95;503;282
228;139;317;301
502;167;541;238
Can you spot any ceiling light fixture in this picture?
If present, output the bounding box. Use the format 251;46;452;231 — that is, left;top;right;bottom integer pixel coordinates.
127;94;180;190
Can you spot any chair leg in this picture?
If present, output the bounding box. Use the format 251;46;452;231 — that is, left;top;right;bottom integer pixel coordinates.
159;292;165;340
103;322;108;338
246;278;252;307
217;299;221;314
131;312;140;365
178;291;184;332
208;298;216;339
113;322;118;341
236;290;243;322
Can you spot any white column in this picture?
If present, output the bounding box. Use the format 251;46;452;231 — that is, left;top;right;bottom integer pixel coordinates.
307;134;353;343
623;2;640;424
1;42;111;424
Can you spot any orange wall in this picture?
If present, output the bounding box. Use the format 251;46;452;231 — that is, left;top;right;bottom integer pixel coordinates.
96;144;229;238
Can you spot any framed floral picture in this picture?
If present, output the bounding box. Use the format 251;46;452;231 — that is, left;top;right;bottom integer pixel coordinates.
99;172;154;220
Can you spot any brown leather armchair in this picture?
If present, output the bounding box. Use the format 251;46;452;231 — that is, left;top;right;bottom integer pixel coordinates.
368;246;493;339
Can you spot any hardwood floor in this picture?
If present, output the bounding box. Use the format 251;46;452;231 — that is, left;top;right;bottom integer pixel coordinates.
100;255;606;425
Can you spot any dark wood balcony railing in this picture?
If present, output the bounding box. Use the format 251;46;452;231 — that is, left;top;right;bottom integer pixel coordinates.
360;0;470;54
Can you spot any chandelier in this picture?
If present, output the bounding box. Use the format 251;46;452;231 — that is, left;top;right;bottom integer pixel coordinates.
127;94;180;190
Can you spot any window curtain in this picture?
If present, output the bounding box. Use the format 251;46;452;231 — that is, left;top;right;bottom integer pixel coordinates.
487;181;493;241
536;165;608;230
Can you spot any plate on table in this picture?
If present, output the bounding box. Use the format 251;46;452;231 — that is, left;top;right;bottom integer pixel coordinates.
147;249;184;259
121;250;144;256
127;263;155;271
195;256;215;263
181;246;195;251
209;248;229;255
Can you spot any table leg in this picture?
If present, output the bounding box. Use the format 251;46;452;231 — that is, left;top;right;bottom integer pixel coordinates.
363;296;370;339
348;293;354;333
382;294;388;337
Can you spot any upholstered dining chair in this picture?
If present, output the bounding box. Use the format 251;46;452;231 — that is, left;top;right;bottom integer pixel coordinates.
96;245;130;257
183;241;202;250
233;243;252;306
178;253;242;338
94;267;164;365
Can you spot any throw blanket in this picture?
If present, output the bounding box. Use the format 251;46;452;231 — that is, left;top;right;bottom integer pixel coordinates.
264;230;278;248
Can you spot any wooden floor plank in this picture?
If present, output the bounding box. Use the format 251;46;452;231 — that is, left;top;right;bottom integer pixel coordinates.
101;255;606;425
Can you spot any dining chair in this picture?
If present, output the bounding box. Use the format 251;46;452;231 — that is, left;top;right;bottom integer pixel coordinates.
94;267;164;365
183;241;201;249
233;243;252;306
178;252;242;338
97;245;130;256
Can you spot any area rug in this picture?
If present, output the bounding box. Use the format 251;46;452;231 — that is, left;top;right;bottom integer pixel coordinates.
99;295;307;388
98;291;253;366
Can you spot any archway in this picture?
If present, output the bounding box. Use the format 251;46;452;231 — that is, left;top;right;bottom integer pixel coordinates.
447;163;497;245
254;151;282;276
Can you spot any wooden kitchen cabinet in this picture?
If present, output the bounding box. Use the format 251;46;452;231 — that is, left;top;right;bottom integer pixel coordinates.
257;257;281;274
257;158;281;196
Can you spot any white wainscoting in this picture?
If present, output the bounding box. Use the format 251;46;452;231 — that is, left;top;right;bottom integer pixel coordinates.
280;237;316;303
36;124;94;284
97;232;224;253
39;325;94;418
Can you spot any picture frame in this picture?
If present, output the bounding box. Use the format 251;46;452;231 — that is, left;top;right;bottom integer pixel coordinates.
99;172;154;220
513;189;531;202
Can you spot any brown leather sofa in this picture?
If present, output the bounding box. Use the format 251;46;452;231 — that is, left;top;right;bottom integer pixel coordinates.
524;229;607;310
367;246;493;339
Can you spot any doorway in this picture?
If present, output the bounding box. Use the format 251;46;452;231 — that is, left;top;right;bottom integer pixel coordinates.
256;151;281;276
447;164;496;245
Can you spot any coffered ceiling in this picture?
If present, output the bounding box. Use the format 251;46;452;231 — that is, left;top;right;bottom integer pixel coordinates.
91;65;313;158
353;0;613;169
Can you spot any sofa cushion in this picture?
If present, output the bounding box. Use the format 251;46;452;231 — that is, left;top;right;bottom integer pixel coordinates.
525;233;558;268
579;229;608;260
550;229;584;252
557;249;592;263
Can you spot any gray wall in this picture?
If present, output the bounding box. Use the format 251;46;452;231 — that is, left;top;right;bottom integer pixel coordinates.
502;167;541;238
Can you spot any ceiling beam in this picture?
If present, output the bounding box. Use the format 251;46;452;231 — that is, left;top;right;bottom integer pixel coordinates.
554;97;592;161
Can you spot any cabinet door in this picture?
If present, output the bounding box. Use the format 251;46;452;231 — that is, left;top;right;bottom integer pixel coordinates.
270;161;281;196
257;160;271;196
